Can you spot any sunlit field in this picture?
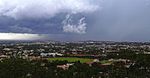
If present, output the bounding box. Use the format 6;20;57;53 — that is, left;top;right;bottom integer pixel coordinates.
48;57;94;63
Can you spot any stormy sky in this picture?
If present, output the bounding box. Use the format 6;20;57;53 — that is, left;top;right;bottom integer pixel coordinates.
0;0;150;41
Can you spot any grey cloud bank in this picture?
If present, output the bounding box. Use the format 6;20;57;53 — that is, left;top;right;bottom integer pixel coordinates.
0;0;102;34
0;0;101;19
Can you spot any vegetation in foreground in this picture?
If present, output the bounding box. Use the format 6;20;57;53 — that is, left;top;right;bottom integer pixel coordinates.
1;54;150;78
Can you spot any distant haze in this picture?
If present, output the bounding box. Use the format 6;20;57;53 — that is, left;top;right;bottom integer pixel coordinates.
0;33;47;40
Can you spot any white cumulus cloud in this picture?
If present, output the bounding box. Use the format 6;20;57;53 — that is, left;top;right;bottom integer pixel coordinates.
62;14;87;34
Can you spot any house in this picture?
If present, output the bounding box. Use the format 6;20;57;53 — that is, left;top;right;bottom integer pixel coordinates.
40;52;63;57
57;63;74;70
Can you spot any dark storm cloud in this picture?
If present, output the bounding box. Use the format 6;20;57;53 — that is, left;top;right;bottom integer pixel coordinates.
0;0;102;34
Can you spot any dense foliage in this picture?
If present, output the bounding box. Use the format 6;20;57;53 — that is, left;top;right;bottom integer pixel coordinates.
0;54;150;78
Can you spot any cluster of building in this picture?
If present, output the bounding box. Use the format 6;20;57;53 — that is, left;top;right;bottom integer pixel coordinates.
0;41;150;60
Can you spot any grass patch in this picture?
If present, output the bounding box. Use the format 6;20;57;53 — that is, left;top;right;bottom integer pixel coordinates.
100;60;113;65
48;57;93;63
